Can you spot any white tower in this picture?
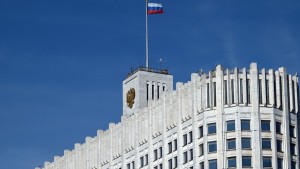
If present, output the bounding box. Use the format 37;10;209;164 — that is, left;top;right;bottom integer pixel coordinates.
123;67;173;117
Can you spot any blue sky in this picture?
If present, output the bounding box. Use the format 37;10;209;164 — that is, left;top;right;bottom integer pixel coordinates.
0;0;299;168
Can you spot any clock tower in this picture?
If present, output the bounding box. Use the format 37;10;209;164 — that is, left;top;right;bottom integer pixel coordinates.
123;67;173;117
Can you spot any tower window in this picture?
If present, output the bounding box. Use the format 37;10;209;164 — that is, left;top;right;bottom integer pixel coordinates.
208;159;217;169
226;120;235;131
242;138;251;149
228;156;236;168
262;138;271;149
207;123;216;135
208;141;217;153
242;156;252;167
261;120;270;131
227;138;236;150
241;119;250;131
263;156;272;168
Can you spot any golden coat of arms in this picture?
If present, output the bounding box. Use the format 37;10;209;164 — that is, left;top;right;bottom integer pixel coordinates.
126;88;135;108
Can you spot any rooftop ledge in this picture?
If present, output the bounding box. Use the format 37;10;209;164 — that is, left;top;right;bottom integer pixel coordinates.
126;66;169;78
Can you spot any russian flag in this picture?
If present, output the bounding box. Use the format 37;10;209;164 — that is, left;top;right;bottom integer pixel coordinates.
147;3;164;14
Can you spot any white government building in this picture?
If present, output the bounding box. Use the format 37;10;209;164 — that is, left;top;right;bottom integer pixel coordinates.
37;63;299;169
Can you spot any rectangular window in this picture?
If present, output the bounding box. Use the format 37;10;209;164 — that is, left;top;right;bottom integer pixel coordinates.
242;138;251;149
224;80;228;105
159;163;162;169
259;79;262;104
291;161;296;169
213;82;216;107
240;79;243;104
183;134;188;146
140;156;144;167
152;84;154;100
159;147;162;159
242;156;252;167
189;149;193;161
266;79;270;104
247;79;251;104
168;142;172;154
226;120;235;131
231;79;235;104
168;159;172;169
199;126;203;138
291;143;296;155
157;85;160;99
127;163;130;169
277;140;282;152
208;141;217;153
228;156;236;168
227;138;236;150
207;83;210;108
207;123;216;135
183;151;188;164
146;83;149;101
199;144;204;156
189;131;193;143
262;138;271;149
209;159;217;169
200;162;204;169
263;156;272;168
145;154;148;165
132;161;135;169
276;121;281;134
241;119;250;131
274;79;277;106
154;166;158;169
261;120;271;131
277;158;283;169
174;139;177;151
154;149;158;161
290;125;295;137
174;156;178;168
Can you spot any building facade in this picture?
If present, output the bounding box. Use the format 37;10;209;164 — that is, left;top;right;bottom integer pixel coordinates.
37;63;299;169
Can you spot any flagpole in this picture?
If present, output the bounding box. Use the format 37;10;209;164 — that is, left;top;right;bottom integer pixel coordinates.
145;0;149;68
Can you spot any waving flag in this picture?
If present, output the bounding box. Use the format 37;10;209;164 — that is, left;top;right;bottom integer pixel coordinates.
147;3;164;14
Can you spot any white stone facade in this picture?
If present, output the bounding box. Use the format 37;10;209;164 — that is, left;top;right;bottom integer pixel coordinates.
37;63;299;169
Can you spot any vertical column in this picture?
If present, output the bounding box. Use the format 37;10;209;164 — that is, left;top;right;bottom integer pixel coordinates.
279;67;291;169
275;71;281;109
289;75;294;112
268;69;275;106
234;68;239;105
250;63;262;169
293;76;299;113
176;82;184;169
262;69;267;106
162;95;167;169
242;68;247;105
148;105;154;169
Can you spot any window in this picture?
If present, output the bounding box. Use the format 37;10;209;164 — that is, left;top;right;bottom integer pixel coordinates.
266;79;270;104
174;156;178;168
199;126;203;138
290;125;295;137
231;79;235;104
208;141;217;153
291;143;296;155
183;134;188;146
277;140;282;152
276;122;281;134
242;138;251;149
240;79;243;104
207;83;210;107
261;120;270;131
262;138;271;149
228;156;236;168
199;144;204;156
159;147;162;159
145;154;148;165
168;142;172;154
168;159;172;169
227;120;235;131
140;156;144;167
209;159;217;169
159;163;162;169
199;162;204;169
152;84;154;100
291;161;297;169
208;123;216;135
183;151;188;164
224;80;228;105
241;119;250;131
242;156;252;167
213;82;216;107
189;149;193;161
259;79;262;104
277;158;283;169
132;161;135;169
127;163;130;169
247;79;251;104
227;138;236;150
189;131;193;143
174;139;177;151
154;149;158;161
263;156;272;168
154;166;158;169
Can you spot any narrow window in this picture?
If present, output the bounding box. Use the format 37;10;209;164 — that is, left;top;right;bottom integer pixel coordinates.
263;156;272;168
200;162;204;169
168;142;172;154
207;123;216;135
145;154;148;165
231;79;235;104
159;163;162;169
183;134;188;146
279;77;282;109
208;141;217;153
132;161;135;169
213;82;216;107
127;163;130;169
261;120;270;131
189;149;193;161
274;79;277;106
199;144;204;156
154;149;158;161
152;84;154;100
207;83;210;108
226;120;235;131
224;80;228;105
168;159;172;169
277;140;282;152
189;131;193;143
291;143;296;155
240;79;243;103
146;83;149;101
290;125;295;137
266;79;270;104
277;158;283;169
241;119;250;131
157;85;160;99
199;126;203;138
163;85;165;91
140;156;144;167
174;156;178;168
227;138;236;150
247;79;251;104
174;139;177;151
228;157;236;168
242;156;252;167
159;147;162;159
259;79;262;104
276;121;281;134
183;151;188;164
291;161;297;169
